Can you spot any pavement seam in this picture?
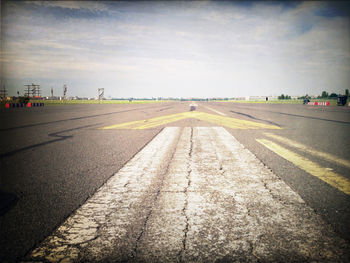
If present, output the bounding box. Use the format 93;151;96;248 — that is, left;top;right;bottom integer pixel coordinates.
131;128;183;260
179;127;193;262
0;104;162;132
0;123;98;159
230;110;281;127
210;127;264;262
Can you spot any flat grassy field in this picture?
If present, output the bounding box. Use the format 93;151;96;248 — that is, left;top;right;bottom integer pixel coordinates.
0;99;169;107
40;100;169;106
0;98;340;107
222;99;338;106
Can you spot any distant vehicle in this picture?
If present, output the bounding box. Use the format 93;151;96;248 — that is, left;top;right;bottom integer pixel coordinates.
189;102;197;111
303;98;310;104
337;95;347;106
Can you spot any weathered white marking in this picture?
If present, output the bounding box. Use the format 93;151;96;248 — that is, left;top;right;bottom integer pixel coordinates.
24;127;181;263
24;127;350;262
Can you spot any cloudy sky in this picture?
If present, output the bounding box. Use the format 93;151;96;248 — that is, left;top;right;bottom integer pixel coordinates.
1;1;349;98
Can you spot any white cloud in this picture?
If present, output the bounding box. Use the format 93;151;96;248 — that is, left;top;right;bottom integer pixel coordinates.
27;1;109;12
1;1;349;97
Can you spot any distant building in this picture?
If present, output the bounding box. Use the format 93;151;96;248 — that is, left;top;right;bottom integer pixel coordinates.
246;96;267;101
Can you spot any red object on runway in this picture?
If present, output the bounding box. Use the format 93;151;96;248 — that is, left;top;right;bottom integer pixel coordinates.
27;102;32;107
308;101;330;106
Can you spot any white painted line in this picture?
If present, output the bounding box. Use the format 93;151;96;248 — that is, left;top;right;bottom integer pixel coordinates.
24;127;350;262
201;105;227;116
24;127;182;263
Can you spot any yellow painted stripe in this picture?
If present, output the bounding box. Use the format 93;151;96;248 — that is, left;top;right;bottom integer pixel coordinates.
256;139;350;195
100;119;148;129
264;133;350;169
100;111;282;130
100;112;188;130
192;112;281;130
134;113;188;129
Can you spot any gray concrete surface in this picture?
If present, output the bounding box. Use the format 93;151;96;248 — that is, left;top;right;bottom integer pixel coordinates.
197;102;350;243
23;127;350;262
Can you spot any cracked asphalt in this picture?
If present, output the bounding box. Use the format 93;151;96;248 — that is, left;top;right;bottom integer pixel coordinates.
1;102;350;262
23;127;350;262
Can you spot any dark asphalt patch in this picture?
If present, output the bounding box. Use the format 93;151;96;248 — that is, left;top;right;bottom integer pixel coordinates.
230;110;281;127
0;191;18;216
0;105;160;132
158;106;173;112
0;124;99;159
274;111;350;125
227;104;350;125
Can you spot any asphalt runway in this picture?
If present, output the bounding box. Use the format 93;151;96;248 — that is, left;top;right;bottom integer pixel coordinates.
201;101;350;242
1;101;349;262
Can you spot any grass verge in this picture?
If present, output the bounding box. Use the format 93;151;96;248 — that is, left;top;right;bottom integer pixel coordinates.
221;99;338;106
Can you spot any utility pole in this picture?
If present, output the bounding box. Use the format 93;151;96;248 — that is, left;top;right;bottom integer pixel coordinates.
24;85;31;97
34;84;41;97
63;84;67;100
31;84;36;97
0;85;8;99
31;84;41;97
51;87;54;99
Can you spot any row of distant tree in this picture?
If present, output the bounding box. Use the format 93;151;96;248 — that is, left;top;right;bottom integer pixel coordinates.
318;91;338;99
318;89;349;99
278;94;292;100
279;89;349;100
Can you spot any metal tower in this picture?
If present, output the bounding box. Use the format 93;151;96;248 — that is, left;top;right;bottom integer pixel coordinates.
98;88;104;100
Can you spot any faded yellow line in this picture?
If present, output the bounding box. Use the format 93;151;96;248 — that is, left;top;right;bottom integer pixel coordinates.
256;139;350;195
100;111;281;130
100;112;188;129
192;112;281;130
264;133;350;169
100;119;148;129
134;113;188;129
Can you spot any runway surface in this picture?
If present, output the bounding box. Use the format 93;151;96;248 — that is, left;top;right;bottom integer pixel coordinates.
1;101;349;262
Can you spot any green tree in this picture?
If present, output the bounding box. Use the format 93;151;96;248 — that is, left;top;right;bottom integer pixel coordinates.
346;89;349;97
278;94;292;100
329;93;338;98
321;91;329;98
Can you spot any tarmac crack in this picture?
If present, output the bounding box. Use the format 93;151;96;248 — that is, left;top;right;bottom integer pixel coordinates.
230;110;281;127
262;181;286;204
131;128;183;260
249;234;263;263
179;127;193;262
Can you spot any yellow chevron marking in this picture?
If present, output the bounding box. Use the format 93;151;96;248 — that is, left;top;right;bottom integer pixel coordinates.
264;133;350;169
256;139;350;196
100;111;281;130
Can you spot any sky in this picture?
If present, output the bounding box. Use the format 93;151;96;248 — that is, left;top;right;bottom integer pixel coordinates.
1;1;349;98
